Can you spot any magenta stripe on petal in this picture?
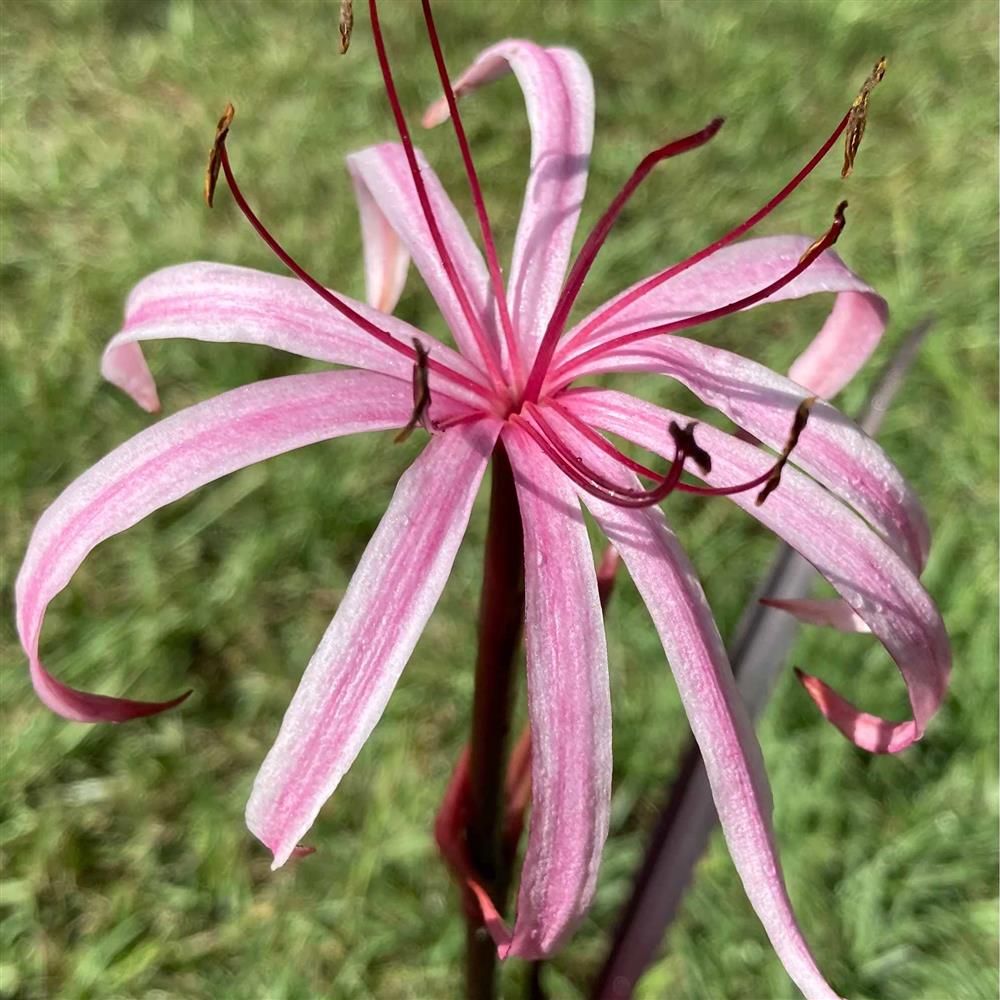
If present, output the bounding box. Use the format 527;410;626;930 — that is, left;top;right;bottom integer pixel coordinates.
560;335;930;573
559;236;887;399
533;406;841;999
16;370;419;724
245;419;500;869
567;389;950;753
425;40;594;365
104;261;486;412
502;426;611;960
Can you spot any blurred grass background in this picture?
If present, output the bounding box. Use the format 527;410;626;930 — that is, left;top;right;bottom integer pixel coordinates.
1;1;997;997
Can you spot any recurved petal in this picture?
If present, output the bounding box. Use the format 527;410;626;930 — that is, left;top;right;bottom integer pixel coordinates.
103;261;485;413
567;388;950;754
532;406;840;998
425;41;594;364
350;169;411;314
16;370;418;724
245;418;500;869
560;237;887;398
760;598;871;633
499;426;612;960
562;335;930;572
345;144;497;372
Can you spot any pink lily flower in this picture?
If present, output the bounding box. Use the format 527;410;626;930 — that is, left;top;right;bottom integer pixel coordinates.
16;5;948;997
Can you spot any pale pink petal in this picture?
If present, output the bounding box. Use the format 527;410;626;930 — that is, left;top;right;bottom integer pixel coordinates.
103;261;485;413
560;237;887;398
561;335;929;572
425;41;594;363
499;426;611;960
345;145;497;370
349;171;410;314
245;419;500;869
533;407;839;999
566;389;950;753
760;598;871;633
16;370;419;724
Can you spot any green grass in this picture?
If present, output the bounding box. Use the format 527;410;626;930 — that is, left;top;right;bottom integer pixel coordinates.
1;1;996;998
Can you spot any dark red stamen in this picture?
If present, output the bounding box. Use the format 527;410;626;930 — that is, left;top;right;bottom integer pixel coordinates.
552;201;848;384
368;0;508;394
215;140;489;401
522;118;725;403
420;0;523;386
549;394;814;503
516;407;689;509
559;104;858;359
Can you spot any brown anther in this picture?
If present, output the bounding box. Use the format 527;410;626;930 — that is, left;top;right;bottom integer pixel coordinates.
668;421;712;474
756;396;816;505
394;339;436;443
339;0;354;54
842;56;886;178
797;200;848;265
204;102;235;208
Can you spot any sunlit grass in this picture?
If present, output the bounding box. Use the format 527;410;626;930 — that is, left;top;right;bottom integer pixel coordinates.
2;1;996;997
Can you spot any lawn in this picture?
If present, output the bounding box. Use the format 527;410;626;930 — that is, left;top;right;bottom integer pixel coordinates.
1;1;997;998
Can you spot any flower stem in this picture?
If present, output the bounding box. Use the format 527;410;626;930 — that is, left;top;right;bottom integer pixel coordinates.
465;441;525;1000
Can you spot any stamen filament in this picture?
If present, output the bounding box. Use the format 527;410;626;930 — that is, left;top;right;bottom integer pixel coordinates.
368;0;509;396
216;143;489;402
550;393;814;504
551;201;848;385
522;118;725;403
559;97;861;358
420;0;524;387
515;408;688;509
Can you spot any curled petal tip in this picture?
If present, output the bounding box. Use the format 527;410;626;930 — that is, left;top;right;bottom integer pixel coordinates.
32;656;191;723
421;98;450;129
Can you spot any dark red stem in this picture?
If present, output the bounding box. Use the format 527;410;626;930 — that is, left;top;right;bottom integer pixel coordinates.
465;442;525;1000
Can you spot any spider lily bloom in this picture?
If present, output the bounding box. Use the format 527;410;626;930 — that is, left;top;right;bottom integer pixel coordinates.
15;2;947;995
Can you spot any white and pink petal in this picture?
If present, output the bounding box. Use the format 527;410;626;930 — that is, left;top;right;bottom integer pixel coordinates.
246;418;500;868
104;261;486;413
16;370;419;723
500;425;612;959
425;40;594;363
559;236;887;399
566;388;950;754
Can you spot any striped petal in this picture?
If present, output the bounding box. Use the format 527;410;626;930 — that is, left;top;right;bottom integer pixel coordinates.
103;261;485;413
498;425;612;959
16;370;418;723
350;170;410;314
559;237;887;398
424;40;594;365
246;418;500;869
532;405;840;998
760;598;871;633
566;389;950;753
560;335;929;572
345;144;498;372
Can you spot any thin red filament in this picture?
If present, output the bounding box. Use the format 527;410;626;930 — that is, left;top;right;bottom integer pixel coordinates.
217;146;489;401
368;0;508;395
515;408;688;509
522;117;725;403
547;396;781;499
559;108;854;358
420;0;524;388
550;202;847;386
